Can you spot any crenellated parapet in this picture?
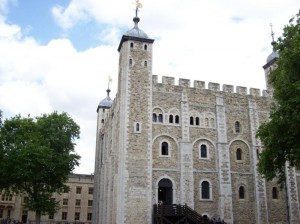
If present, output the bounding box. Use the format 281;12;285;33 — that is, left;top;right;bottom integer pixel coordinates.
153;75;269;98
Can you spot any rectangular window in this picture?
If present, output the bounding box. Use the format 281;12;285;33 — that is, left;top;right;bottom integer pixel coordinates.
63;198;68;205
75;212;80;220
87;213;92;221
49;214;54;220
0;209;3;218
23;196;29;204
75;199;81;206
88;200;93;207
88;187;93;194
76;187;82;194
62;212;67;220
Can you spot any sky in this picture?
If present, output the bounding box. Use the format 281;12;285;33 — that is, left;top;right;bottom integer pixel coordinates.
0;0;299;174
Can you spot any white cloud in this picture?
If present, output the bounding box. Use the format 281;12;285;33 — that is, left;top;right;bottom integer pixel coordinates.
1;0;299;174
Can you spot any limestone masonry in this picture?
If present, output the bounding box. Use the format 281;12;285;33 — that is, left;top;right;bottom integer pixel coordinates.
93;14;300;224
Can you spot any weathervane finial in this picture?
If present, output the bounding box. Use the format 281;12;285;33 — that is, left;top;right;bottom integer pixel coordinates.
270;23;275;42
135;0;142;17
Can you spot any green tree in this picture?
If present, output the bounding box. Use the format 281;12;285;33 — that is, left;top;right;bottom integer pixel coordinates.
257;11;300;185
0;111;80;224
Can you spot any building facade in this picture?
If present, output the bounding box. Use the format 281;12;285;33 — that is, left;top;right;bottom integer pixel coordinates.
93;14;300;224
0;174;94;223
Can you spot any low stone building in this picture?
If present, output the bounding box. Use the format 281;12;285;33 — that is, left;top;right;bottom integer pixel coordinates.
0;174;94;223
93;10;300;224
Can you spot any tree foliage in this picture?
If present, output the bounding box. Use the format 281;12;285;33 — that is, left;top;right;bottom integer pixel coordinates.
0;111;80;223
257;11;300;184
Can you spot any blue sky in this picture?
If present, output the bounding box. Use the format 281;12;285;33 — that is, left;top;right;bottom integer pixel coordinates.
0;0;299;174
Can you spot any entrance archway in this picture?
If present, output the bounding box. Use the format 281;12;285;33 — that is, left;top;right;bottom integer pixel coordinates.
158;178;173;205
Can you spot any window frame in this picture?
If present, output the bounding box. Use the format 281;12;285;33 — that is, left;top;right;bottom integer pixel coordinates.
199;144;209;159
160;141;170;157
200;180;212;201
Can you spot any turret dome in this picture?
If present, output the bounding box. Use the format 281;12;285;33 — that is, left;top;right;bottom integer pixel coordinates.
125;16;148;38
97;88;113;111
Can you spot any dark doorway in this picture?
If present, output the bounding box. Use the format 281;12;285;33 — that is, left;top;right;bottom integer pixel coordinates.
158;178;173;205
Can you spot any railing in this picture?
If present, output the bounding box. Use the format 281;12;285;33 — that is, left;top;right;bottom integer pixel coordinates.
153;204;226;224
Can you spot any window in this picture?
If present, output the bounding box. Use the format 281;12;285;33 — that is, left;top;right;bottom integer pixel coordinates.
272;187;278;199
175;115;179;124
87;213;92;221
153;113;157;122
161;142;169;156
235;121;241;133
75;199;81;206
190;117;194;125
169;115;173;123
88;187;93;194
158;114;163;123
136;123;140;132
205;118;209;127
75;212;80;220
62;212;67;220
144;44;147;50
129;59;132;66
23;196;29;204
201;181;210;199
144;61;147;67
88;200;93;207
63;199;68;206
130;42;134;48
236;148;242;160
49;214;54;220
0;209;3;218
200;144;207;158
76;187;82;194
239;186;245;199
256;149;260;159
196;117;200;126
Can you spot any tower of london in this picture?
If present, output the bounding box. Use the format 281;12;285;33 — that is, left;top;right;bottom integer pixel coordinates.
92;12;300;224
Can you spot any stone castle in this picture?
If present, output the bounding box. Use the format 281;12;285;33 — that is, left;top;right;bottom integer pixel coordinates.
92;12;300;224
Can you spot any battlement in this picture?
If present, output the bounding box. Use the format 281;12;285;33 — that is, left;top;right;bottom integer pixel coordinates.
153;75;269;97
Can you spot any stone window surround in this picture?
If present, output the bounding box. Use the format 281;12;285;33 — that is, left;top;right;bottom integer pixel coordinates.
159;140;171;157
236;148;243;162
199;179;213;201
234;120;242;133
199;142;210;160
134;122;142;133
238;185;247;200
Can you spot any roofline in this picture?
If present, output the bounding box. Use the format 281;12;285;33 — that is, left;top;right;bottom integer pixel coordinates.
117;35;155;52
262;57;277;69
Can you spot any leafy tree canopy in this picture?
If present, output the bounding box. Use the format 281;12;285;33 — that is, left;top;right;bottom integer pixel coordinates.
0;111;80;222
257;11;300;185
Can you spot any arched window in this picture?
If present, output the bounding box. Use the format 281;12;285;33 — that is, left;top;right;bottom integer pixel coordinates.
130;42;134;48
201;181;210;199
158;114;163;123
235;121;241;133
190;117;194;125
205;118;209;127
101;119;104;124
136;123;140;132
153;113;157;122
210;118;215;127
129;59;132;66
144;44;147;50
272;187;278;199
196;117;200;126
169;115;173;123
200;144;207;158
236;148;242;160
239;186;245;199
175;115;179;124
144;61;147;67
161;142;169;156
